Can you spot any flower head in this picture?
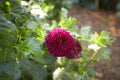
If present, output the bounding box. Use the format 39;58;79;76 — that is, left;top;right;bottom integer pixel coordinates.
45;28;82;59
66;40;82;59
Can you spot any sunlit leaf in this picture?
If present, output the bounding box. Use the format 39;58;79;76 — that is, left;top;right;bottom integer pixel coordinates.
94;31;115;47
59;17;77;29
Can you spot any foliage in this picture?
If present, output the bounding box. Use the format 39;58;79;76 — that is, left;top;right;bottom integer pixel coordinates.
0;0;115;80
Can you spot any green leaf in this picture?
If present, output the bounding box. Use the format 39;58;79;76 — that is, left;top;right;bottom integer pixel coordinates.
32;51;57;65
51;20;58;29
80;26;94;42
0;15;16;30
19;59;31;70
26;21;37;30
74;73;84;80
8;6;30;27
0;22;16;31
61;8;68;17
66;17;77;28
87;67;95;77
83;72;89;80
30;63;48;80
19;58;48;80
43;52;57;64
102;48;112;61
3;61;21;80
100;31;110;43
59;17;77;29
0;15;7;22
0;17;17;48
0;63;4;75
79;68;84;75
80;26;91;36
94;31;115;47
27;37;42;54
15;37;42;58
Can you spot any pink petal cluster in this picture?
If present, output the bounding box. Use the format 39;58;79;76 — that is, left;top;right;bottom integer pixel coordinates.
45;28;82;59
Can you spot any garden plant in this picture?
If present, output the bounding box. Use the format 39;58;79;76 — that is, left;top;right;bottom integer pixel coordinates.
0;0;115;80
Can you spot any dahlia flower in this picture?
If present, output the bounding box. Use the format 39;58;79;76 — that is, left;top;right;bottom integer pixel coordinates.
45;28;82;59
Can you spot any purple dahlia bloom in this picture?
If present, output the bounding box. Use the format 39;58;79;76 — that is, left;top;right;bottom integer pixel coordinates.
66;40;82;59
45;28;82;59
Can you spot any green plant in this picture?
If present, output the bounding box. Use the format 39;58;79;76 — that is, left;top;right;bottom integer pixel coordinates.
0;0;115;80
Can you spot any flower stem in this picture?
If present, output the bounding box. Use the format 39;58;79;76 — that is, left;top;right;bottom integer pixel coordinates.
84;51;98;70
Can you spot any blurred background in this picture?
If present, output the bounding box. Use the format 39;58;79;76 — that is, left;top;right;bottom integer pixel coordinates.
68;0;120;80
0;0;119;80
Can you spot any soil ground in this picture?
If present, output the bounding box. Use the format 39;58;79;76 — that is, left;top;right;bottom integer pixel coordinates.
68;6;120;80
